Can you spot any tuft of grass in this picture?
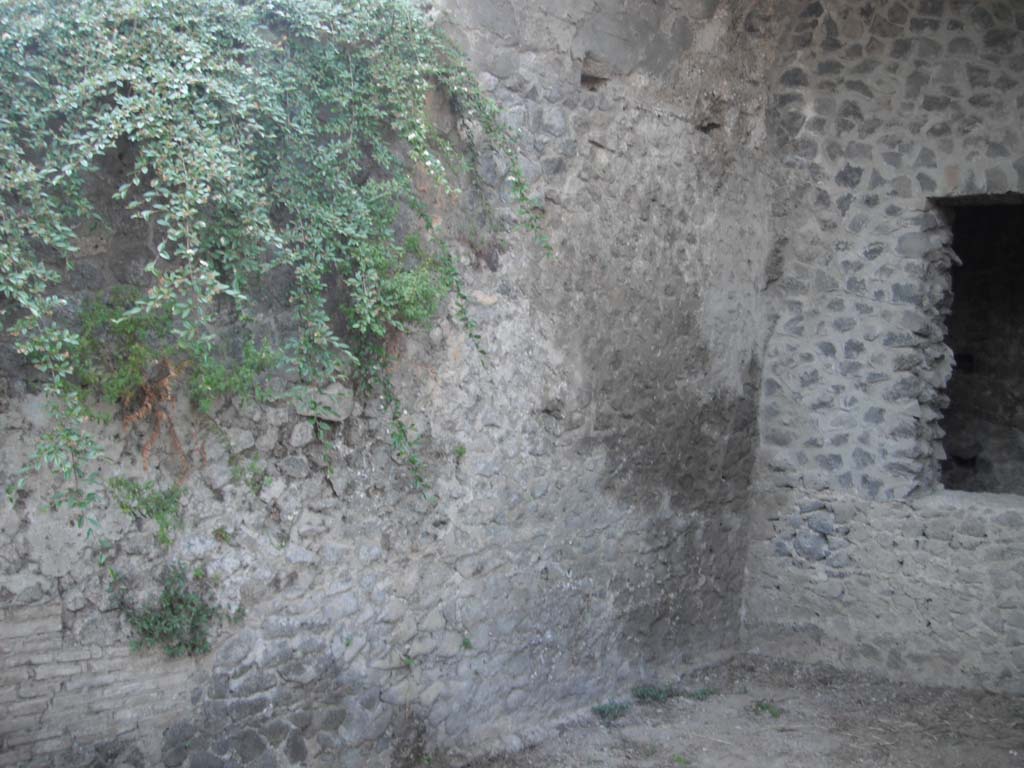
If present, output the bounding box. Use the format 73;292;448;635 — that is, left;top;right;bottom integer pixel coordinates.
108;477;183;546
461;636;473;650
592;701;631;722
673;757;690;767
632;684;677;703
453;443;467;462
752;699;783;718
680;687;718;702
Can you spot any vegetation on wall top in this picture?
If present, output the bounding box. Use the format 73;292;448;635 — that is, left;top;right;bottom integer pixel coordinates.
0;0;534;506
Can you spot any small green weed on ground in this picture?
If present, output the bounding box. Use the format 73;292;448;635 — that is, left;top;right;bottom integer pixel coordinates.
752;699;784;718
632;684;677;703
592;701;631;722
212;526;232;544
680;687;718;701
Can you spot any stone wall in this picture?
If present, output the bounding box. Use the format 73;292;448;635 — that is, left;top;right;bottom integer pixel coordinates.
0;2;782;766
744;0;1024;691
5;0;1021;763
744;488;1024;694
757;0;1024;500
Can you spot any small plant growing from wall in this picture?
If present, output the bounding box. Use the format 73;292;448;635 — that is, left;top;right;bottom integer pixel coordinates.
230;459;268;498
107;477;183;547
112;564;220;658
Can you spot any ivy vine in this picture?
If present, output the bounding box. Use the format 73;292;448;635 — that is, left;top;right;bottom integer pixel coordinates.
0;0;536;504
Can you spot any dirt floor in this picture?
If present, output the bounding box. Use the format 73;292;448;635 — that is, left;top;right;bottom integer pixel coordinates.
468;656;1024;768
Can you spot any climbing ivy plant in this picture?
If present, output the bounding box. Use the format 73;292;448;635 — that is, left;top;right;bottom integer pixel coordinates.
0;0;534;502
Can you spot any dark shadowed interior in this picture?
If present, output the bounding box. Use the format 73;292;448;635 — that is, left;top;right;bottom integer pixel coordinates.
940;201;1024;494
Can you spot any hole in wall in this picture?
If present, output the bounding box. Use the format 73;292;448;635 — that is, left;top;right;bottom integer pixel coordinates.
934;195;1024;493
579;53;611;91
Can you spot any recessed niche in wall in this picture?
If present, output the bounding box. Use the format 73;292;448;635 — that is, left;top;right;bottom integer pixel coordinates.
935;195;1024;494
579;53;611;91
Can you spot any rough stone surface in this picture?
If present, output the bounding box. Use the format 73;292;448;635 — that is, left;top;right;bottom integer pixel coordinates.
758;0;1024;501
743;0;1024;704
744;489;1024;695
0;2;779;766
2;0;1024;766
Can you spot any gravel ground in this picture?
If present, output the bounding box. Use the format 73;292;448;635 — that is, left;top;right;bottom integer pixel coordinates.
465;655;1024;768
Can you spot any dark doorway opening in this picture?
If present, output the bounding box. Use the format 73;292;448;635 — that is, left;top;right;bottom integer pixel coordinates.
938;198;1024;493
